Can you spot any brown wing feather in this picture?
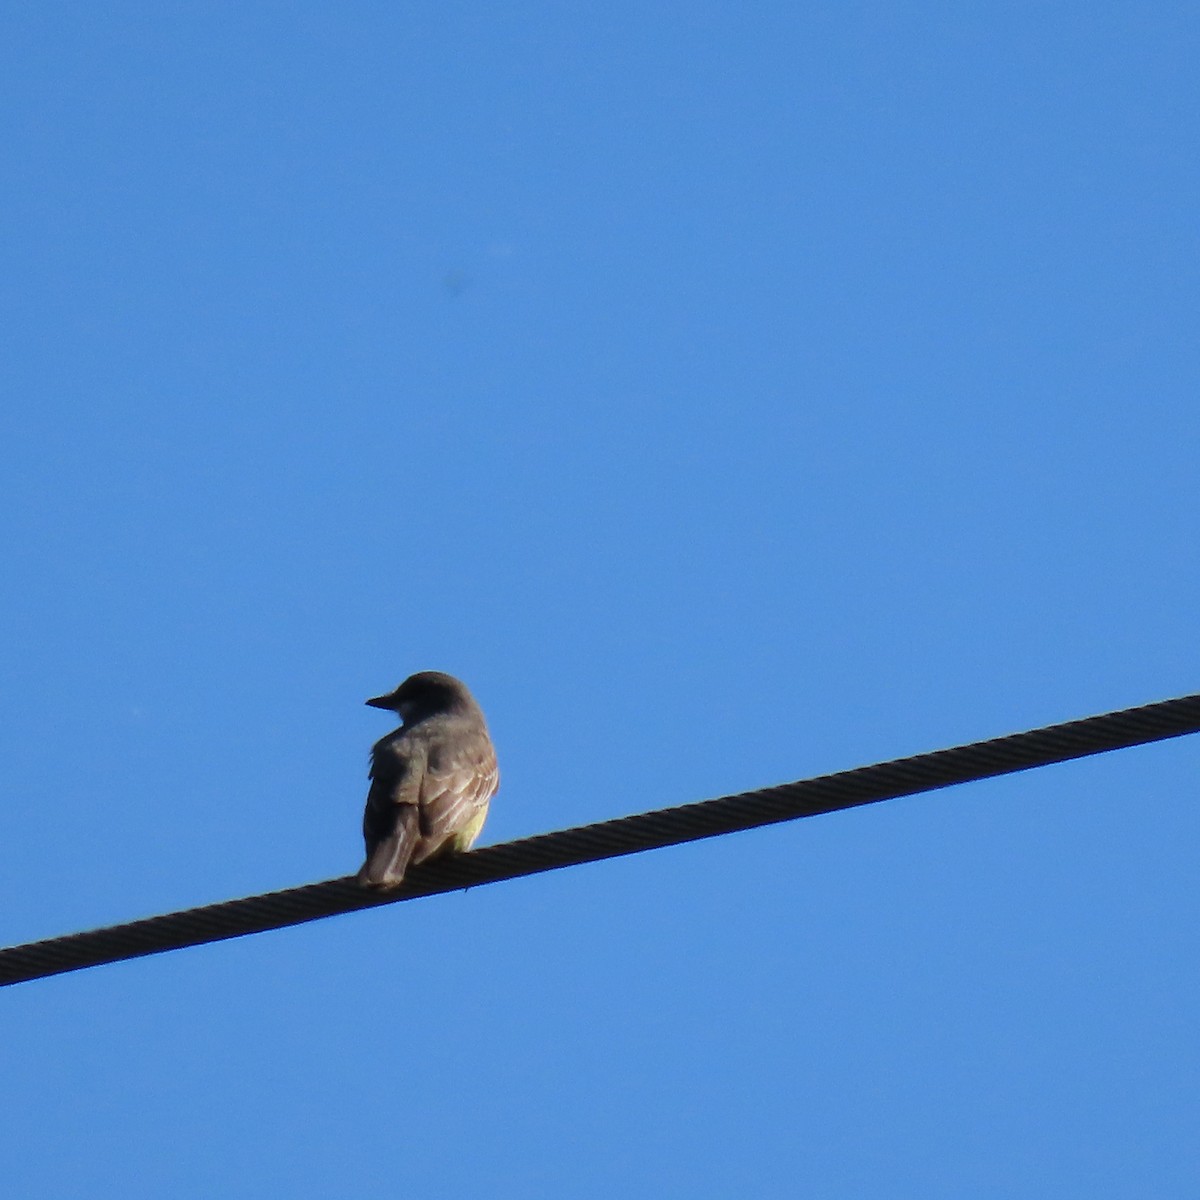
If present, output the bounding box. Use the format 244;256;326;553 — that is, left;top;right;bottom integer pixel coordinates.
358;735;427;888
412;732;499;863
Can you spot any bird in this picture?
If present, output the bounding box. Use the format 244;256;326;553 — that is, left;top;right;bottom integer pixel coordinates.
356;671;499;890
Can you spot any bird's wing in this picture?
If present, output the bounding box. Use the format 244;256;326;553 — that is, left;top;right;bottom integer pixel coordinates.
358;734;425;888
415;722;499;855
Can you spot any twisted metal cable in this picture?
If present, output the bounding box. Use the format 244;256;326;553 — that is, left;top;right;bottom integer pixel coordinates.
3;691;1198;988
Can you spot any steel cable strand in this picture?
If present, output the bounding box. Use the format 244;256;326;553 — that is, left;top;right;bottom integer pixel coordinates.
2;691;1198;988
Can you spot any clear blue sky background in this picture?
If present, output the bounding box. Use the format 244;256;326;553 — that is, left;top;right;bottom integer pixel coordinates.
2;4;1197;1196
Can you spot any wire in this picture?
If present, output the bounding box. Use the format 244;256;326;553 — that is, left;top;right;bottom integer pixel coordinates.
2;691;1198;988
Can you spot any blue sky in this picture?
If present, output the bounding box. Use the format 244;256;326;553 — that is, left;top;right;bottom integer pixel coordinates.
2;3;1198;1196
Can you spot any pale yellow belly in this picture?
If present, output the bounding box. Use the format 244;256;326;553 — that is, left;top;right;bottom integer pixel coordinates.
450;804;489;852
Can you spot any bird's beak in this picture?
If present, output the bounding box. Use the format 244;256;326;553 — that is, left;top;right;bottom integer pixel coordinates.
365;693;397;710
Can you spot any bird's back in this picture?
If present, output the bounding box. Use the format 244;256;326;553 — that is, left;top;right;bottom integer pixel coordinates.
359;704;499;887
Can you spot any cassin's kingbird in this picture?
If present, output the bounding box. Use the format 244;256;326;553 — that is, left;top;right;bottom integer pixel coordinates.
356;671;499;889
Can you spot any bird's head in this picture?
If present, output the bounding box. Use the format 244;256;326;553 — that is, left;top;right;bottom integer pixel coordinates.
365;671;475;725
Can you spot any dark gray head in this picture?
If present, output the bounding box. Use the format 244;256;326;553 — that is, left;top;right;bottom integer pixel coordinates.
365;671;479;725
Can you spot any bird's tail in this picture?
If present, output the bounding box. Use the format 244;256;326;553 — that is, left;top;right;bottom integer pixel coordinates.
357;804;420;889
